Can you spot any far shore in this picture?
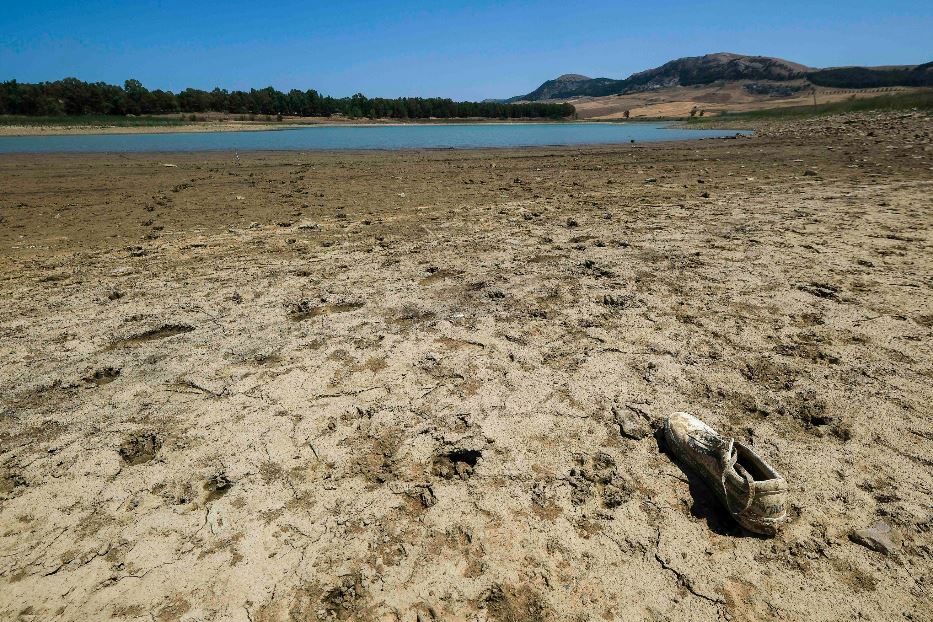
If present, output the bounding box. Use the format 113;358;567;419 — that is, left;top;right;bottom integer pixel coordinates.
0;116;592;137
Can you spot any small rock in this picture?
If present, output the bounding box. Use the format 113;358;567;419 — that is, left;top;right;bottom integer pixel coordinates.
849;521;899;555
412;485;437;508
613;403;651;440
803;169;818;177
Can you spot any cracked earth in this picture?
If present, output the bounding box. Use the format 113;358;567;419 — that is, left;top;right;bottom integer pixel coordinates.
1;111;932;621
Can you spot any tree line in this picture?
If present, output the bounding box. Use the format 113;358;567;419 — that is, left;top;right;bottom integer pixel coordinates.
807;66;933;89
0;78;575;119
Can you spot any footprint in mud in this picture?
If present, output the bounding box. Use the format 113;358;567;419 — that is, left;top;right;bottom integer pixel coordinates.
483;583;549;622
432;449;482;480
740;358;796;390
435;337;485;350
568;453;630;509
204;472;233;502
601;293;635;309
109;324;194;349
0;469;27;496
390;304;436;327
582;259;615;278
322;575;366;619
915;314;933;328
797;281;841;301
119;433;162;465
84;367;121;387
780;391;851;440
251;352;282;367
419;268;463;286
288;300;364;321
289;575;368;621
773;342;840;365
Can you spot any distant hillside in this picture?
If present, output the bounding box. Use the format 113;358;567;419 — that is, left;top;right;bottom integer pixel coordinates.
808;64;933;88
507;53;809;102
623;53;808;90
512;74;597;101
508;53;933;102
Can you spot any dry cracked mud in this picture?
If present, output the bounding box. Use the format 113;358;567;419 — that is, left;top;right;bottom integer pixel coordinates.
1;110;931;621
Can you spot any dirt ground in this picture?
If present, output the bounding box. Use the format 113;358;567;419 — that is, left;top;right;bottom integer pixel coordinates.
1;110;931;621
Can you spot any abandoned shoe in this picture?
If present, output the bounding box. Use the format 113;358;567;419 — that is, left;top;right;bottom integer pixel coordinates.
664;412;788;536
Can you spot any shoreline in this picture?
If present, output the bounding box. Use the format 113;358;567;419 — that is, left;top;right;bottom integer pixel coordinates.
0;138;752;156
0;117;595;137
0;140;713;159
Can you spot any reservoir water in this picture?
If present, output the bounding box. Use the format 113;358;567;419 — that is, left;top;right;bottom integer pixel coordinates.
0;122;750;153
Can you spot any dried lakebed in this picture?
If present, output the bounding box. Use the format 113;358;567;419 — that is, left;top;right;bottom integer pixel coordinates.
0;111;931;621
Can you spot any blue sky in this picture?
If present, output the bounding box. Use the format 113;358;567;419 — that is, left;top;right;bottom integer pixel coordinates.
1;0;931;100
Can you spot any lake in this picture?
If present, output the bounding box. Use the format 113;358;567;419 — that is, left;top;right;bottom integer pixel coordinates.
0;122;750;153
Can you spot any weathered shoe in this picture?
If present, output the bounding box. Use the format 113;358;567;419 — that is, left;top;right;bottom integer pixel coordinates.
664;412;788;536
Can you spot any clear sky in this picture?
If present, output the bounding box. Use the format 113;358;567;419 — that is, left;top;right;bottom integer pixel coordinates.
1;0;931;100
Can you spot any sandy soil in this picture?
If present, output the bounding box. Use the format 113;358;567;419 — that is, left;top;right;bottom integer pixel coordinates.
1;111;931;622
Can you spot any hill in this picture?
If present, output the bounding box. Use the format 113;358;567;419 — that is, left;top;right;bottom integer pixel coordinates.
511;73;598;101
507;53;932;102
507;53;809;102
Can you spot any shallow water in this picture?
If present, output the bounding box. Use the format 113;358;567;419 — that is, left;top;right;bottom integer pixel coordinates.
0;122;750;153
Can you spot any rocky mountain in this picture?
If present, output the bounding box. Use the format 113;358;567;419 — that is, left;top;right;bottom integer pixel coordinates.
512;74;591;101
507;53;931;102
507;53;808;102
483;77;591;103
622;53;809;89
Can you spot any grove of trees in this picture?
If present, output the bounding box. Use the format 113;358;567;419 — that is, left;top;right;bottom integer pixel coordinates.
807;65;933;89
0;78;575;119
